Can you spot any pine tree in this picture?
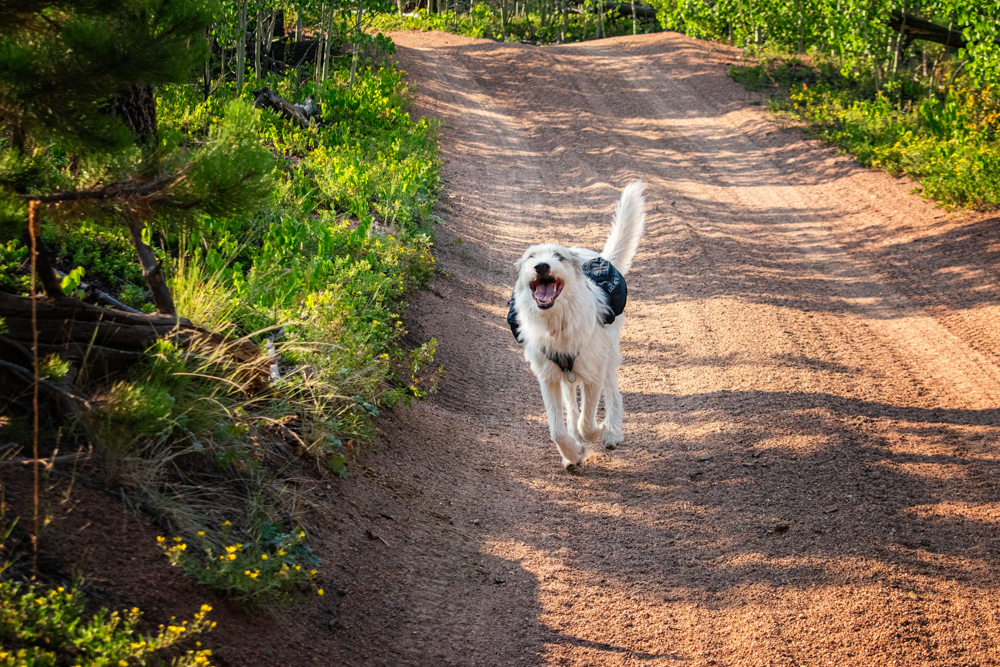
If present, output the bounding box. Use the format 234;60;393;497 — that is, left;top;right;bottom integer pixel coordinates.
0;0;275;315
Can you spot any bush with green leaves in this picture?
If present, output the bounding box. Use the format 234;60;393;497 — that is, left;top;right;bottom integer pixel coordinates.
1;2;443;612
371;3;659;44
0;580;216;667
158;523;323;605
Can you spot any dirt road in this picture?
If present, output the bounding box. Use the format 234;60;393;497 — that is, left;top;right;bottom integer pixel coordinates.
283;30;1000;667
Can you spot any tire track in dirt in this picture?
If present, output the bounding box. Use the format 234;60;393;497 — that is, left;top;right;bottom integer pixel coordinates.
309;30;1000;667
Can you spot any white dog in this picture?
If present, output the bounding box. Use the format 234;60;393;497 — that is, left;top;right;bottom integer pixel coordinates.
508;181;646;470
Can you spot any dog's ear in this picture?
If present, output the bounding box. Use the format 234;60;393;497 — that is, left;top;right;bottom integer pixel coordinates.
564;249;586;271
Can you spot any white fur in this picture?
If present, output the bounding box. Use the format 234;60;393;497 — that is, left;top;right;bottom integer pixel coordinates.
511;181;646;470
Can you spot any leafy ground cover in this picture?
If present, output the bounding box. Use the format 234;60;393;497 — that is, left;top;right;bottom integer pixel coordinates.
1;13;441;639
0;581;216;667
372;3;660;45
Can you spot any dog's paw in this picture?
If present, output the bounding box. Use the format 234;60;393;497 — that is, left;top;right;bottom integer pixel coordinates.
600;427;624;450
563;459;584;473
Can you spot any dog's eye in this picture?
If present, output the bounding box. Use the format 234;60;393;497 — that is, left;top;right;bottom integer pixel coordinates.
553;253;564;261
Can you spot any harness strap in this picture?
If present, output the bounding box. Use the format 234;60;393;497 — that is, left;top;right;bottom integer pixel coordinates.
545;350;576;373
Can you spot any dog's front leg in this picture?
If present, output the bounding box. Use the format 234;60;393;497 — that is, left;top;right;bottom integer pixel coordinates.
562;381;583;442
576;380;604;456
540;378;584;469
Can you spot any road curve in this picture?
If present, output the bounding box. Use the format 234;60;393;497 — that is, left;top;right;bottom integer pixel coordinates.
314;30;1000;667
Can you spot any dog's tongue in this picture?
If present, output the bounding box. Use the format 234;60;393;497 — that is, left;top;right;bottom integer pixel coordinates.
533;282;558;303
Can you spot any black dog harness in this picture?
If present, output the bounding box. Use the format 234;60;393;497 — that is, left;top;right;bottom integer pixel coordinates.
507;258;627;377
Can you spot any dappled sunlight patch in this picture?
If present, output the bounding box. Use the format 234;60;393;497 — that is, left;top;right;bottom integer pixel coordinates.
905;501;1000;524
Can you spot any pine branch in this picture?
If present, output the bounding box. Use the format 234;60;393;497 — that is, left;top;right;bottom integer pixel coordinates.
18;174;175;203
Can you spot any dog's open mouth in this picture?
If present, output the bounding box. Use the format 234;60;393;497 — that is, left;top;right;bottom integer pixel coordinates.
530;277;564;309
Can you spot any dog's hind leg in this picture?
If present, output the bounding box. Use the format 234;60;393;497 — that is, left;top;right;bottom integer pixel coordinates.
540;379;584;469
599;365;624;450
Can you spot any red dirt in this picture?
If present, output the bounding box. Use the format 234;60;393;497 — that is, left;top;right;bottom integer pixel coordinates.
9;29;1000;667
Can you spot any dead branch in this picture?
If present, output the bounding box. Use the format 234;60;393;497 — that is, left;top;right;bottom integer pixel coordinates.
0;358;93;410
252;87;319;128
8;448;91;468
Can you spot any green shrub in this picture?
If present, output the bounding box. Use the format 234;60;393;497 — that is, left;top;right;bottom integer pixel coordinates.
782;80;1000;209
158;522;322;605
0;580;215;666
730;55;1000;210
0;241;28;294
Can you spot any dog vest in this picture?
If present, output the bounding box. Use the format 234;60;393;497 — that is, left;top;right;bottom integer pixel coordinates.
507;257;627;348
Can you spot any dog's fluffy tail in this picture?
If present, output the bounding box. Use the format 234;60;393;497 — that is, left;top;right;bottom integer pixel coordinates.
600;180;646;275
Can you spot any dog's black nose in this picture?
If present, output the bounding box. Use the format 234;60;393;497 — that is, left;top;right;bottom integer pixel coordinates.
534;262;550;276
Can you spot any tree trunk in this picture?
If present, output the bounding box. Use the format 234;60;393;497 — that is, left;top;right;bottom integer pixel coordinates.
23;231;64;299
109;84;157;147
124;214;175;316
323;3;337;82
349;7;365;89
236;0;248;91
254;10;262;81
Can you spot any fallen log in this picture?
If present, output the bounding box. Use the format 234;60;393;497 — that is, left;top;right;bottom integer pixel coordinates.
0;292;263;373
252;87;319;129
53;268;142;314
882;9;1000;50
